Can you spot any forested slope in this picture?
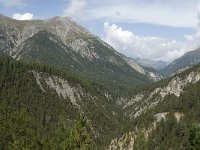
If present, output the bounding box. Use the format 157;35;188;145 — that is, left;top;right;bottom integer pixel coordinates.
109;63;200;150
0;56;130;149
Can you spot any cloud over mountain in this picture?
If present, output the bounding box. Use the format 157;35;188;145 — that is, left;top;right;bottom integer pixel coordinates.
13;13;33;20
103;22;188;62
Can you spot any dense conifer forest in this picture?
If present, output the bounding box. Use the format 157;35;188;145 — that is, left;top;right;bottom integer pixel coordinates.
0;56;97;149
133;73;200;150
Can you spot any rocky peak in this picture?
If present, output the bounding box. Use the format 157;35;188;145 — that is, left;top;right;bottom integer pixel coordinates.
45;16;92;42
0;13;162;84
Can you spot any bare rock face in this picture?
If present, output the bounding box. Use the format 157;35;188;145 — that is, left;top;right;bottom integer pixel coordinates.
154;112;168;122
146;71;163;82
125;58;146;75
108;131;136;150
0;30;14;54
68;38;100;60
124;69;200;119
32;71;86;108
45;16;92;43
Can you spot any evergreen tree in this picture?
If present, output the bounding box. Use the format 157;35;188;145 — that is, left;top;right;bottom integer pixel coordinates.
68;114;95;150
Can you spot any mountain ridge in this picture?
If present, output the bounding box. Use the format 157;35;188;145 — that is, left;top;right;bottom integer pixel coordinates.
0;13;163;95
161;47;200;76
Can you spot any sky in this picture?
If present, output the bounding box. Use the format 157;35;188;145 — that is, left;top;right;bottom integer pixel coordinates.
1;0;200;62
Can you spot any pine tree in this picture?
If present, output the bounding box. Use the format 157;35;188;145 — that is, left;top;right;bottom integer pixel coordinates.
68;114;95;150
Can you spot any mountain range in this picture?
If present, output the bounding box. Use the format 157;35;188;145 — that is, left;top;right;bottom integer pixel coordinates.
0;14;164;94
1;13;200;149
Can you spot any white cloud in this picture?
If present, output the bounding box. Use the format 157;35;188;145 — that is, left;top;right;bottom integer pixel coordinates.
13;13;33;20
0;0;26;7
182;4;200;50
103;22;194;62
70;0;199;28
100;1;200;63
64;0;86;18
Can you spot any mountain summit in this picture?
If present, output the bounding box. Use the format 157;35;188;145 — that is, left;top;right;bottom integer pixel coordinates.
0;14;162;94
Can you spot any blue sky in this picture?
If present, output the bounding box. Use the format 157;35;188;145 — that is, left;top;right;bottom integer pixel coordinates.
1;0;200;62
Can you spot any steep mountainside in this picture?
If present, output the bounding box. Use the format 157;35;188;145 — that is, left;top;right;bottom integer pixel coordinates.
124;58;164;81
0;56;131;149
108;63;200;149
0;14;162;95
161;47;200;76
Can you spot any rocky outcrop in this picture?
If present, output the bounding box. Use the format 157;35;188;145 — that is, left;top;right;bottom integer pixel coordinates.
32;71;104;137
124;69;200;119
108;131;136;150
154;112;168;122
146;71;163;82
32;71;81;107
68;38;100;60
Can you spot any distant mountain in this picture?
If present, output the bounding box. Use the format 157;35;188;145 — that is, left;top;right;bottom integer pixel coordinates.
134;58;168;70
161;47;200;76
122;57;164;81
0;14;162;95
